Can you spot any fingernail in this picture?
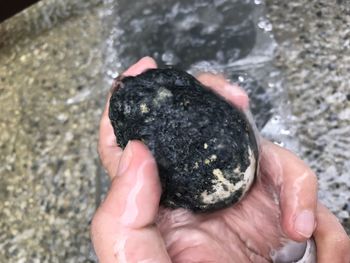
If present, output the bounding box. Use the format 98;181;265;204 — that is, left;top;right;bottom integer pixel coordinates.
118;141;133;175
294;210;315;238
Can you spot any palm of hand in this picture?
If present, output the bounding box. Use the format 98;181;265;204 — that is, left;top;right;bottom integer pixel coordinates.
93;57;350;263
156;176;284;263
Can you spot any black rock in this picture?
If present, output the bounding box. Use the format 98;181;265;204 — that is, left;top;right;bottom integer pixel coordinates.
109;68;258;212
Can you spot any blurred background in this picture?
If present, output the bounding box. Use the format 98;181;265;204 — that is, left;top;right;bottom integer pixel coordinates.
0;0;349;262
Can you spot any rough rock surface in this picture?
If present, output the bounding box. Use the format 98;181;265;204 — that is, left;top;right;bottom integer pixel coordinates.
109;68;258;212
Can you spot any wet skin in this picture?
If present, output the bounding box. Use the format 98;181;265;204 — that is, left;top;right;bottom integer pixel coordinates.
91;57;350;263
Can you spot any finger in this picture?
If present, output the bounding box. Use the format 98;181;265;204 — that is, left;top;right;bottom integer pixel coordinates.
91;140;171;262
314;203;350;263
98;95;123;178
123;56;157;76
196;72;249;110
100;140;161;228
98;57;158;178
260;140;318;242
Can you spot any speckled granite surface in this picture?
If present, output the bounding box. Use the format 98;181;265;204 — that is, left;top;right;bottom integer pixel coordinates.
0;1;105;261
0;0;349;262
266;0;350;234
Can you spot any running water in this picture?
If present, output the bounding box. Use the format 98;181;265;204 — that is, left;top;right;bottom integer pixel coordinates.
102;0;298;150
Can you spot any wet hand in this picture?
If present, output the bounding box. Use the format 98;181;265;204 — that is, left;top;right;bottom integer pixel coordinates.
92;57;350;262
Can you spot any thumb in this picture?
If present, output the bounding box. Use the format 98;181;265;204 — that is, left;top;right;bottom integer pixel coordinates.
101;140;161;228
260;140;317;242
91;140;171;262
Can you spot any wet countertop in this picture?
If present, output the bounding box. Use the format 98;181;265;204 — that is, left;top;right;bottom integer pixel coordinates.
0;0;349;261
266;0;350;231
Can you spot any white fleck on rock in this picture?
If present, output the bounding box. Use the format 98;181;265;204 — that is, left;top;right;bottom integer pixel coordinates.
140;103;150;113
210;154;217;161
200;147;256;205
204;155;217;165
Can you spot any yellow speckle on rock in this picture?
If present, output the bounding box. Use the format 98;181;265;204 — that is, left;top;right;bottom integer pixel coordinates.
153;87;173;106
204;159;210;165
140;103;150;113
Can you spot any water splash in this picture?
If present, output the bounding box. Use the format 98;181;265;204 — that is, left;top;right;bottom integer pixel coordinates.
258;18;273;32
100;0;296;154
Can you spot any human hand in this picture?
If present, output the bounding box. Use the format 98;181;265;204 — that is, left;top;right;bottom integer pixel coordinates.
92;57;350;262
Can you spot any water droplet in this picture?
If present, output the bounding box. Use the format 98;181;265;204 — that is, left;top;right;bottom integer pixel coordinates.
274;141;285;147
143;8;152;15
280;129;291;135
258;18;273;32
271;115;281;123
107;70;119;79
162;51;175;64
